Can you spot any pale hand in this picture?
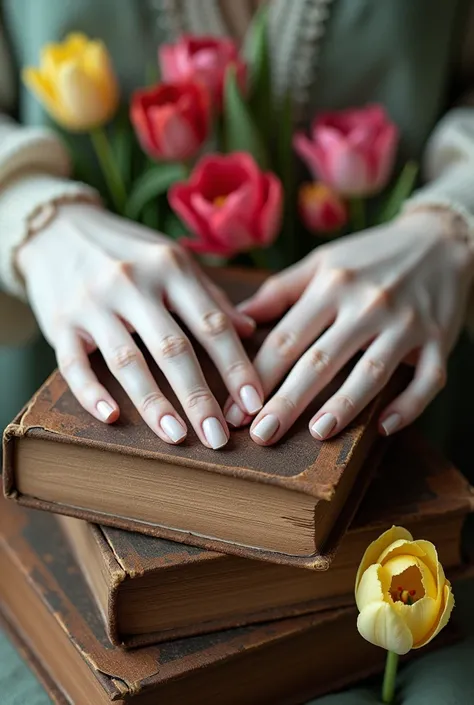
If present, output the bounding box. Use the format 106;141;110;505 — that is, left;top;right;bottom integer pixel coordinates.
232;210;474;445
17;204;264;449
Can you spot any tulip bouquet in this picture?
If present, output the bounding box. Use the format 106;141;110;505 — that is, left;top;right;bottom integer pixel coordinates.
23;10;418;271
356;527;455;703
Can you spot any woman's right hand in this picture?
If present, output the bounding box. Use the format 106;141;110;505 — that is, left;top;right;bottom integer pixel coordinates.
17;203;263;449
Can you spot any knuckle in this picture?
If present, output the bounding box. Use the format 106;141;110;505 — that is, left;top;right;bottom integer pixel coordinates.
58;355;81;377
153;244;186;270
335;394;356;414
363;286;392;316
158;335;191;359
109;345;141;371
306;348;332;374
200;310;229;336
140;391;166;413
185;388;214;409
275;394;297;414
270;331;298;360
326;267;354;288
225;360;250;377
363;357;388;384
399;306;418;330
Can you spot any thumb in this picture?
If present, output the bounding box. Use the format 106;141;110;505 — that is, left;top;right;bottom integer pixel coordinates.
239;263;313;323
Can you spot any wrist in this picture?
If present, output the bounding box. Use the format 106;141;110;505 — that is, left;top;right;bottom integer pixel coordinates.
17;201;102;282
400;203;471;245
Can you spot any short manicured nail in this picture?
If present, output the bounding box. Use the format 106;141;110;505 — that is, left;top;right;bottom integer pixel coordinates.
241;314;256;329
252;414;280;442
381;413;401;436
311;413;337;440
226;403;246;428
160;415;186;443
97;401;114;422
240;385;263;415
203;417;228;449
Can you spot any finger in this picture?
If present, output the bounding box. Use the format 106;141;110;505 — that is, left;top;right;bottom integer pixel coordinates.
56;328;120;424
250;318;373;446
308;320;416;440
252;277;336;397
166;271;264;418
223;396;253;428
200;274;256;338
120;298;229;450
88;314;188;445
238;259;316;323
379;340;446;436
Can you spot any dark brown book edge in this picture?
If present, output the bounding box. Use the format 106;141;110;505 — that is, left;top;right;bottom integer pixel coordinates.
2;422;390;571
0;612;68;705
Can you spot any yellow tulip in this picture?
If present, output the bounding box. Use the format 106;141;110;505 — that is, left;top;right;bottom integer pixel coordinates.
355;526;454;656
23;33;119;131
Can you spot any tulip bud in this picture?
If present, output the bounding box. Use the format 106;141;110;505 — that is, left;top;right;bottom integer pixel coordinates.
23;33;119;132
355;526;454;656
298;182;347;234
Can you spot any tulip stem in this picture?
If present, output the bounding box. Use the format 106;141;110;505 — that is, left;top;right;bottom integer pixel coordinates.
349;198;366;232
90;127;127;214
382;651;399;703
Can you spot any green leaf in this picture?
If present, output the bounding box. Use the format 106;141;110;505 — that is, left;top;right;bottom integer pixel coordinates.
245;6;272;140
111;113;133;189
223;67;269;169
125;163;187;221
164;211;188;240
378;161;419;224
141;201;161;230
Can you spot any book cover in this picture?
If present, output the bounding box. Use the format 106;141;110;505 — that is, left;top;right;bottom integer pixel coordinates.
61;430;474;647
3;267;406;568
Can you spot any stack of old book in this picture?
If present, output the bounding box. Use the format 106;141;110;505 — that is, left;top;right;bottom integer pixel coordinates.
1;269;473;705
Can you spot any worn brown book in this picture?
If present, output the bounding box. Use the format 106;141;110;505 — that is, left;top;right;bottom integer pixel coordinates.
60;430;474;648
2;267;406;569
0;496;461;705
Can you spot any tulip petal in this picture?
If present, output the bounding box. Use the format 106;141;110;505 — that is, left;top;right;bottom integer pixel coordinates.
293;133;322;180
414;583;455;649
357;602;413;655
326;146;371;197
150;105;200;160
355;564;391;611
378;539;427;565
22;68;62;120
393;595;441;645
81;42;119;113
168;183;216;245
383;554;437;600
258;173;283;246
355;527;413;593
159;45;183;83
408;539;442;588
58;60;112;130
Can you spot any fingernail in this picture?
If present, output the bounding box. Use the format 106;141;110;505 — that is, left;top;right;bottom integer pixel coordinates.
381;413;401;437
203;417;228;449
252;414;280;442
240;385;263;415
97;401;114;422
311;413;337;440
226;403;246;428
160;415;187;443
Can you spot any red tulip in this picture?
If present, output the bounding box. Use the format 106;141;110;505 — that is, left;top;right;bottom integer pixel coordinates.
299;182;348;234
169;153;283;256
130;82;210;161
159;35;246;107
294;105;399;197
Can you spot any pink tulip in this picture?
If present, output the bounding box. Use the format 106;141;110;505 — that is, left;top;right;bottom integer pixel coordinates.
169;152;283;256
159;35;246;107
294;105;399;197
299;182;348;234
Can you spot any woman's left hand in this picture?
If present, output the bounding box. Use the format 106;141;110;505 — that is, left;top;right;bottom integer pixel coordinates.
232;209;474;445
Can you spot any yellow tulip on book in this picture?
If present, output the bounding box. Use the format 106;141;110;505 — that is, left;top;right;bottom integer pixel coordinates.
355;526;454;656
23;33;119;132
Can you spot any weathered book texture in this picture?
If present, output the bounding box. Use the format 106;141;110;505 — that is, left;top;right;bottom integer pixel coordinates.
3;267;406;568
0;495;461;705
61;430;474;647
